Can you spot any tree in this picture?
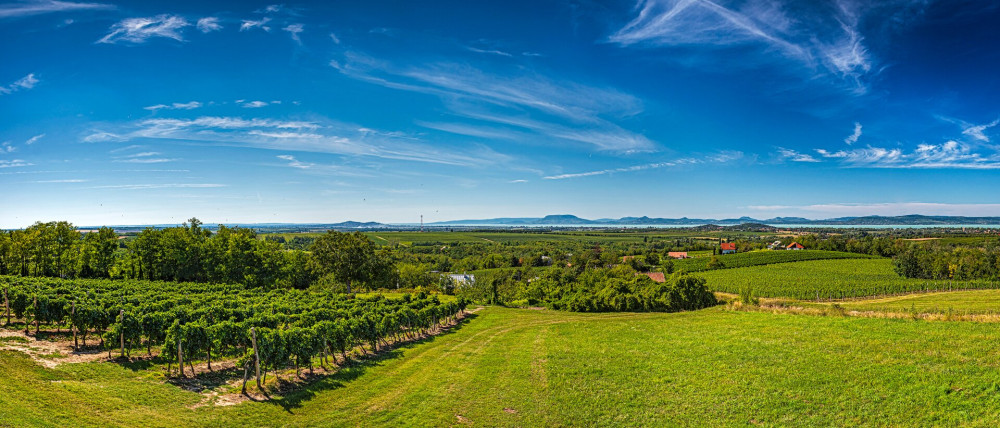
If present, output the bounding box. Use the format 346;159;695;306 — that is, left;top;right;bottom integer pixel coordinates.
707;255;724;269
309;231;394;293
79;227;119;278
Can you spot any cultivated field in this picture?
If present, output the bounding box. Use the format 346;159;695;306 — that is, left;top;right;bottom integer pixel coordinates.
829;289;1000;315
698;258;1000;299
674;249;875;272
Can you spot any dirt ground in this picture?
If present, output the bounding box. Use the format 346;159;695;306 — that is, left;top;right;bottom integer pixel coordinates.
0;329;108;368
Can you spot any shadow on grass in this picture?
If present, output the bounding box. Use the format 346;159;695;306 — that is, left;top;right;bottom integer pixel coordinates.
266;313;479;413
166;365;244;392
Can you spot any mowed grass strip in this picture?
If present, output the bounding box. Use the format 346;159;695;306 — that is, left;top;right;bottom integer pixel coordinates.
6;308;1000;425
698;258;1000;299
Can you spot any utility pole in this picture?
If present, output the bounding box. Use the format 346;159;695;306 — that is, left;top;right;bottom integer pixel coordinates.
420;215;424;232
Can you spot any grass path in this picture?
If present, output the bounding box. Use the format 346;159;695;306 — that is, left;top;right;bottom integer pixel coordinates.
6;307;1000;425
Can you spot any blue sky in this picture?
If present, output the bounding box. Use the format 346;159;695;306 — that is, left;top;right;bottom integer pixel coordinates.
2;0;1000;227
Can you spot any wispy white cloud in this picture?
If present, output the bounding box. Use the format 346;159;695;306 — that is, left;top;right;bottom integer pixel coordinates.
109;144;145;153
196;17;221;33
508;179;528;183
114;158;177;164
331;52;654;152
0;73;39;96
329;33;340;44
844;122;862;145
99;15;190;44
11;73;38;90
283;23;303;43
0;159;32;168
112;151;176;163
33;179;88;183
90;183;226;190
276;154;312;169
544;151;742;180
814;140;1000;169
240;100;269;108
25;134;45;145
467;46;512;57
0;0;112;18
962;118;999;142
1;141;15;153
144;101;202;111
240;17;271;32
607;0;909;93
82;131;127;143
85;115;508;167
777;147;819;162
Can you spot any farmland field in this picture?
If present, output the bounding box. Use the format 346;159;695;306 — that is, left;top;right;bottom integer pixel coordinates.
7;307;1000;426
828;289;1000;314
673;249;875;272
698;258;1000;299
353;229;770;245
268;230;739;246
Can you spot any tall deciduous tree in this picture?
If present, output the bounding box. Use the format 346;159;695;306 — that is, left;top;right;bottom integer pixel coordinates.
309;231;394;293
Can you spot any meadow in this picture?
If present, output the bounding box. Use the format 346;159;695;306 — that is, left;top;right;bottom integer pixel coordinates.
7;307;1000;426
697;258;1000;300
673;249;875;272
358;229;761;245
826;289;1000;315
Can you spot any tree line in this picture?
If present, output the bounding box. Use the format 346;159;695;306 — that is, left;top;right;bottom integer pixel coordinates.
893;243;1000;280
0;219;395;291
456;264;717;312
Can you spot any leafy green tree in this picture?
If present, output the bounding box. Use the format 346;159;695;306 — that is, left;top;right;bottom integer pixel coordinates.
309;231;394;292
79;227;119;278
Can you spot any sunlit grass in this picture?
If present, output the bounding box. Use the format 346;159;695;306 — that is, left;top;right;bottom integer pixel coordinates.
6;307;1000;425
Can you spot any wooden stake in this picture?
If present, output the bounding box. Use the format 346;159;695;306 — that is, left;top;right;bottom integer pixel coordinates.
32;295;38;335
71;301;77;351
178;340;184;378
3;288;9;326
251;327;262;389
119;309;125;358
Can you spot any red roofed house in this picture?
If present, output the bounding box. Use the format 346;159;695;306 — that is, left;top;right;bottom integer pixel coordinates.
720;242;737;254
667;251;688;259
787;242;805;250
642;272;666;283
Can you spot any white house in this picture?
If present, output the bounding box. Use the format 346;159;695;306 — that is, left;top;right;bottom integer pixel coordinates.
447;273;475;286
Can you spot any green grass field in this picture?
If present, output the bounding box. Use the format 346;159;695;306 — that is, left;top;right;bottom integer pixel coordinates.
698;258;1000;299
7;307;1000;426
357;230;768;245
828;289;1000;314
674;249;875;272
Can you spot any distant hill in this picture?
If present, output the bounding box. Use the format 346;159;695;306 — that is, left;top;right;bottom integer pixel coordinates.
428;214;1000;226
76;214;1000;233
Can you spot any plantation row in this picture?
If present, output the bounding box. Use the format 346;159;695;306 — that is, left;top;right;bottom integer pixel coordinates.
673;250;877;273
697;259;1000;300
0;275;467;388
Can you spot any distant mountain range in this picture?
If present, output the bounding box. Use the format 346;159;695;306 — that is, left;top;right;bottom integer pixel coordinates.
78;215;1000;232
427;214;1000;226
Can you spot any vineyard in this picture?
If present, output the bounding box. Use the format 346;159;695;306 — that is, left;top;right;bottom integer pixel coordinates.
673;250;876;272
0;275;467;392
697;259;1000;300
